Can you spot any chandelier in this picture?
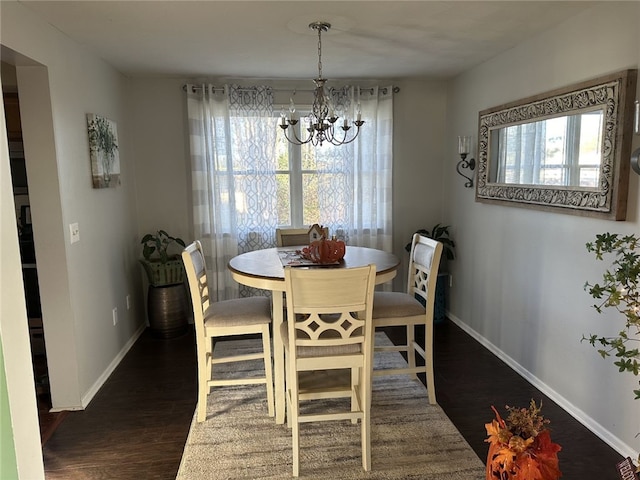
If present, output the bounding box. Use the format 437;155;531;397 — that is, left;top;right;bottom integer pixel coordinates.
279;21;364;147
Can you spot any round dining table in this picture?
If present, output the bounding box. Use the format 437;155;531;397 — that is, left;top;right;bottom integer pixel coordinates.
228;245;400;424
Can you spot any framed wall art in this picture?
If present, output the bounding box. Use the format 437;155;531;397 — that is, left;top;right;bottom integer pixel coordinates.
87;113;120;188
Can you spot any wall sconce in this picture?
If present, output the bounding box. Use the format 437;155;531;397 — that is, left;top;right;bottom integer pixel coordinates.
457;136;476;188
630;100;640;174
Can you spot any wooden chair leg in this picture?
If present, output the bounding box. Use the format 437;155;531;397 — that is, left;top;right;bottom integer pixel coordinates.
406;325;417;376
285;351;292;429
291;376;300;477
261;325;275;417
361;405;371;470
196;350;210;422
425;322;436;404
351;367;359;424
360;366;371;471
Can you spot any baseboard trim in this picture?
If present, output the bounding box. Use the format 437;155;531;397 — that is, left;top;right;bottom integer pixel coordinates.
79;323;147;409
446;312;636;459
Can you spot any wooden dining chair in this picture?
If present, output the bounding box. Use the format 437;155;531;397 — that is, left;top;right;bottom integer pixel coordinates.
276;226;329;247
181;241;275;422
282;264;376;477
372;233;443;404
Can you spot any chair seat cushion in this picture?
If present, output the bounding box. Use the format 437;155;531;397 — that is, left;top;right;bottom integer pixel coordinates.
204;296;272;327
280;322;362;358
372;291;425;319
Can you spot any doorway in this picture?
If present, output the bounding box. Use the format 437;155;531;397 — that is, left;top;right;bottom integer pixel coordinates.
2;65;62;443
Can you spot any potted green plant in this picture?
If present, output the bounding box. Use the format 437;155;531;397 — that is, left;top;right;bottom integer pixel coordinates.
584;232;640;400
405;223;456;263
139;230;189;338
140;230;187;287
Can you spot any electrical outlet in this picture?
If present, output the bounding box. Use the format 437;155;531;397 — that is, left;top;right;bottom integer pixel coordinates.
69;223;80;244
126;295;131;310
112;307;118;326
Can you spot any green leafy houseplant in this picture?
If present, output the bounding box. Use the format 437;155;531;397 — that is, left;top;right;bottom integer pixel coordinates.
140;230;187;287
406;223;456;262
584;232;640;399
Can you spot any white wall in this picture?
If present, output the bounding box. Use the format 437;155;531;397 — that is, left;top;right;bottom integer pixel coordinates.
447;2;640;457
1;0;144;417
129;78;191;242
392;79;449;280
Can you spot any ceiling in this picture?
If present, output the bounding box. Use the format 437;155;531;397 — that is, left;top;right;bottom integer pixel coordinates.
12;1;601;80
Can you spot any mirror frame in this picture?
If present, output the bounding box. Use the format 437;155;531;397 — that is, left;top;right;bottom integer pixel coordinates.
475;69;637;220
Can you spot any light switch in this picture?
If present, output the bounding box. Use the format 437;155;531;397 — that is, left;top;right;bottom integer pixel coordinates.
69;223;80;244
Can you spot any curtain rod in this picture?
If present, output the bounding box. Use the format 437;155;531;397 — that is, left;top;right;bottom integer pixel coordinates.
182;84;400;95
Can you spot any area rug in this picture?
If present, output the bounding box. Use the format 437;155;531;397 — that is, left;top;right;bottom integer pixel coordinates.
176;333;485;479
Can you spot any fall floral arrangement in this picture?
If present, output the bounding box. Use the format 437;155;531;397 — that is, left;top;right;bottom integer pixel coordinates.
485;400;562;480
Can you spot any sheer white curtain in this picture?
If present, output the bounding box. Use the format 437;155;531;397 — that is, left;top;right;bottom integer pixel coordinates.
186;83;393;300
496;121;546;184
310;85;393;253
349;86;393;251
186;84;278;300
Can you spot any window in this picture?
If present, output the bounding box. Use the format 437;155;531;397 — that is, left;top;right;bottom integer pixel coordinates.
495;111;603;187
185;83;393;299
274;114;353;229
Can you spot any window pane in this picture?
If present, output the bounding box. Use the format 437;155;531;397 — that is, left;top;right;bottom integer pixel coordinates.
275;126;292;226
579;167;599;188
544;117;567;164
301;143;316;170
302;173;319;225
578;112;603;166
538;166;567;186
316;172;350;224
275;128;290;170
276;173;291;225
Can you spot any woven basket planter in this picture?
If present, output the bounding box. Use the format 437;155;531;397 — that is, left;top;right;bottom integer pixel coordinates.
147;283;189;338
140;257;185;287
140;257;189;338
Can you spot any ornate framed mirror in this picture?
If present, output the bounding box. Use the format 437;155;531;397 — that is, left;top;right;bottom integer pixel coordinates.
475;69;637;220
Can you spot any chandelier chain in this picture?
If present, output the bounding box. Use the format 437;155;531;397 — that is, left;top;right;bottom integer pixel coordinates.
317;24;323;79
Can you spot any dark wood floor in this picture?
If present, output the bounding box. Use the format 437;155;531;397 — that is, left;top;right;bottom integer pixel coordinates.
422;321;624;479
40;319;623;479
42;329;197;479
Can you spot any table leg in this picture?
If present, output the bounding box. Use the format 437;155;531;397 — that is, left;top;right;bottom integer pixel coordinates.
272;291;285;424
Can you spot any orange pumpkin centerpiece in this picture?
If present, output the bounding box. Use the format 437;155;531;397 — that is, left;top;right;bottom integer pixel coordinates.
301;236;346;264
